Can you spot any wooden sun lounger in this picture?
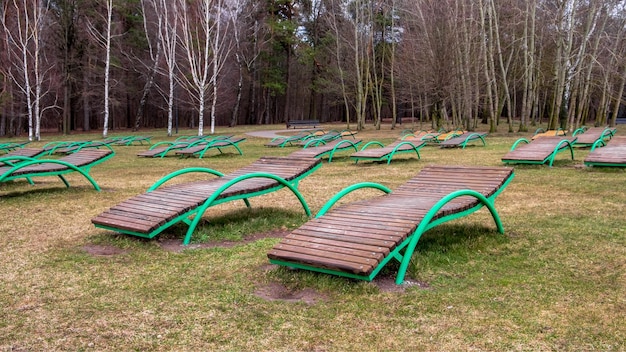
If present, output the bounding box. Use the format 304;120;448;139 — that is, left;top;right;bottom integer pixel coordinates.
295;130;343;147
288;139;362;162
572;127;616;147
268;165;514;285
422;130;465;144
92;156;322;245
138;135;233;158
501;136;577;167
584;136;626;167
400;130;435;141
0;141;30;153
531;128;567;140
42;140;95;154
176;137;247;158
439;132;488;148
350;140;425;164
0;148;114;191
113;136;152;146
265;131;319;148
0;148;47;166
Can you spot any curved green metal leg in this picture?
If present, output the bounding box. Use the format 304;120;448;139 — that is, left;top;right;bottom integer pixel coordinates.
395;190;504;285
182;173;313;245
316;182;392;217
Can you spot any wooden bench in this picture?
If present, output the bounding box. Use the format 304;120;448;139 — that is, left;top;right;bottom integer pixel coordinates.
286;120;320;129
268;165;514;285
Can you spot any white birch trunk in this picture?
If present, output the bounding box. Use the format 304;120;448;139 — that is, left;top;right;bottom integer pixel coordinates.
102;0;113;138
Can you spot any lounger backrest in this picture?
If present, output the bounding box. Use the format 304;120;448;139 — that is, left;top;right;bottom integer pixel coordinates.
394;165;513;216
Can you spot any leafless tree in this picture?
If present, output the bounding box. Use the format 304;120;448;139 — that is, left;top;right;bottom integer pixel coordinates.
177;0;230;136
1;0;55;141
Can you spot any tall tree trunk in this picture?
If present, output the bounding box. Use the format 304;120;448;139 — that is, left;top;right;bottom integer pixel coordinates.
134;41;161;131
102;0;113;138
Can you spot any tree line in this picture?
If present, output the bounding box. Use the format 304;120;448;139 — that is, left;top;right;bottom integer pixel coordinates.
1;0;625;140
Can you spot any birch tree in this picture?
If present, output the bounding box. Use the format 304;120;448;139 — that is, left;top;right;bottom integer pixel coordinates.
1;0;53;141
143;0;178;136
86;0;115;138
177;0;229;136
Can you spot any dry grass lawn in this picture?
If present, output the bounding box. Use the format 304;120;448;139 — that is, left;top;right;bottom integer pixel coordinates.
1;122;625;351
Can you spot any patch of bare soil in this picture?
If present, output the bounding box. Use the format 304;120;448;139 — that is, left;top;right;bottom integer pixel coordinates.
254;281;327;305
158;229;290;253
256;264;431;303
82;244;128;256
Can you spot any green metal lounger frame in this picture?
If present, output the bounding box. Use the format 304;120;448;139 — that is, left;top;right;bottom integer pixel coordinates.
0;148;114;191
268;165;514;285
92;156;322;245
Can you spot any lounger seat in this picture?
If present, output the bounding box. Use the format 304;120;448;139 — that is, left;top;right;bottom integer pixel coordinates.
439;132;488;148
0;148;114;191
501;136;577;167
92;156;322;245
268;165;514;285
288;139;362;162
584;136;626;167
350;140;425;164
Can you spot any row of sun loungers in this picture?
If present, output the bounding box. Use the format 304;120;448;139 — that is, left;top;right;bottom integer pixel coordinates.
501;126;619;167
89;154;514;284
4;125;624;286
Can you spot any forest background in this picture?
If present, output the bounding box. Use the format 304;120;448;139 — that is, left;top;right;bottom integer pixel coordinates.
1;0;626;141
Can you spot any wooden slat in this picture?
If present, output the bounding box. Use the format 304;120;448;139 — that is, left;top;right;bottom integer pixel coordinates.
268;248;374;275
